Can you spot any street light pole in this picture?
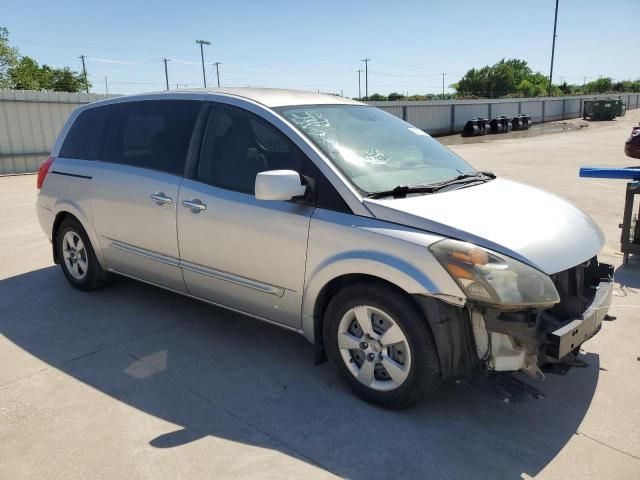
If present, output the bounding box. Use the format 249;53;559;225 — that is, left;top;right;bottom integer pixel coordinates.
357;69;362;99
361;58;370;100
548;0;559;96
441;73;446;97
196;40;211;88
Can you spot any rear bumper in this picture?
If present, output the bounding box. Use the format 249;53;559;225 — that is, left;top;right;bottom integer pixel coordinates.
545;278;613;359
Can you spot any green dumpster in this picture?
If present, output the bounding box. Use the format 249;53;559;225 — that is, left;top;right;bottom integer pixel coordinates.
583;99;619;121
616;100;627;117
583;98;626;120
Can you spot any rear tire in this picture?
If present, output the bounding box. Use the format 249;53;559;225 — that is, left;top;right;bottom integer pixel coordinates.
56;218;107;291
323;283;442;409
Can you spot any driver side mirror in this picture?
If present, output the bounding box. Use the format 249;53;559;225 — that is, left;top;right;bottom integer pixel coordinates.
255;170;307;201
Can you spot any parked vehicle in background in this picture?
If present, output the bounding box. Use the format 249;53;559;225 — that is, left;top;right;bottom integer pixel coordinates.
36;88;614;409
625;123;640;159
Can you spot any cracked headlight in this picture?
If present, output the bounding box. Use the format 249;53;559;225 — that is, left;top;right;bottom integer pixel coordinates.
429;239;560;308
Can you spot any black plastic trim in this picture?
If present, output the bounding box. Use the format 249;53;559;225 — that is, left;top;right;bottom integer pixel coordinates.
50;171;92;180
412;295;478;380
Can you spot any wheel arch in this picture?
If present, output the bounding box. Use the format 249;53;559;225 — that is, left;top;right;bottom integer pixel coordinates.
51;206;104;267
305;269;477;380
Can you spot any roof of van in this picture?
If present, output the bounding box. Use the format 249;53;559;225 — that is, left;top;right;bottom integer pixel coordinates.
125;88;364;108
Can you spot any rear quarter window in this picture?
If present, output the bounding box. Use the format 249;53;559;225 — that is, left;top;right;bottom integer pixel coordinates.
59;105;113;160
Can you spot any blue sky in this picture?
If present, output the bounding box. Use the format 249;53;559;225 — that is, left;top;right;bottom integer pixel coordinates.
4;0;639;96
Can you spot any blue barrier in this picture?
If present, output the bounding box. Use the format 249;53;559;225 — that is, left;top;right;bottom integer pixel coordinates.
579;167;640;180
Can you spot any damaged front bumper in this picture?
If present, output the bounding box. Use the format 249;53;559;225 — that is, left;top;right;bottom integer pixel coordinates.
545;278;613;360
477;260;614;380
413;259;614;382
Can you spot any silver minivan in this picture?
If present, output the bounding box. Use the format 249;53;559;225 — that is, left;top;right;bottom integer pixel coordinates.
36;88;613;408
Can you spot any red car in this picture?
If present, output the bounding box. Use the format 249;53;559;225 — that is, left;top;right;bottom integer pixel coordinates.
625;123;640;159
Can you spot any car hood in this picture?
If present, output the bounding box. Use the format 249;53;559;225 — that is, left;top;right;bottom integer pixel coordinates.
363;178;604;275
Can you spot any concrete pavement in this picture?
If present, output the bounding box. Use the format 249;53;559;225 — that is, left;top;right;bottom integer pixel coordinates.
1;111;639;479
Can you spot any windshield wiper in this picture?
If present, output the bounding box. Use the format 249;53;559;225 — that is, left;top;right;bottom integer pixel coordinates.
367;184;437;199
428;171;495;192
367;171;495;199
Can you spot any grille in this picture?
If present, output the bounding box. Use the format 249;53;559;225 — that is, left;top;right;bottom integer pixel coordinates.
548;257;609;320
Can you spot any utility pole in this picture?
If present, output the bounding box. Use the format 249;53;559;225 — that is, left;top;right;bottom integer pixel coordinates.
214;62;222;87
441;73;446;97
104;76;108;96
163;58;170;90
357;69;362;99
79;54;88;93
196;40;211;88
548;0;559;96
361;58;370;100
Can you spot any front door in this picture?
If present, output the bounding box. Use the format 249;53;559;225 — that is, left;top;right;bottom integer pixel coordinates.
177;103;316;328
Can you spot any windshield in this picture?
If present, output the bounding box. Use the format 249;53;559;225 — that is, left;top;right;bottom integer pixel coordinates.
277;105;477;194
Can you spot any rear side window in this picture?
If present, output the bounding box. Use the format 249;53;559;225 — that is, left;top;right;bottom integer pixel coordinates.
59;105;113;160
103;100;201;175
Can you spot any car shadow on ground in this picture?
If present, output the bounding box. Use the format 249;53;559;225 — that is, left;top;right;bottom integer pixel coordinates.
615;259;640;290
0;266;601;480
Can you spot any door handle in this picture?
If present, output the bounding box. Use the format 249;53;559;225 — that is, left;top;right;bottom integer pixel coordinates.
150;192;172;205
181;198;207;213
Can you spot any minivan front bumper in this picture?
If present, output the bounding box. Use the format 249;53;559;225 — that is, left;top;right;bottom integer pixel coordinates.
415;260;614;381
545;277;613;360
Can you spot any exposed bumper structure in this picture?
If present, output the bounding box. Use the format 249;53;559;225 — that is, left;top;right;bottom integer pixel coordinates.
417;259;614;382
545;278;613;360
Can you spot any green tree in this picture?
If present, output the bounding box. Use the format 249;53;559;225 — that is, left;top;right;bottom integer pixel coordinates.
9;56;43;90
453;58;553;98
584;77;614;94
1;27;89;92
9;56;89;92
0;27;18;88
387;92;405;101
368;93;388;101
44;65;89;92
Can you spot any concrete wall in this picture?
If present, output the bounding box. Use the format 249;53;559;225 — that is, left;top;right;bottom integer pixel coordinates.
369;93;640;135
1;89;639;175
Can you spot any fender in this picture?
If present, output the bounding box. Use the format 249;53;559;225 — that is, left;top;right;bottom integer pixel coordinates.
300;249;464;343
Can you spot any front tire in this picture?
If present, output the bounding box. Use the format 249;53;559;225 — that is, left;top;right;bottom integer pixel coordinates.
56;218;106;291
323;283;442;409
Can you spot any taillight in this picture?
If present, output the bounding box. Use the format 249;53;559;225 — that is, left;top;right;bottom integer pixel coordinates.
37;156;55;190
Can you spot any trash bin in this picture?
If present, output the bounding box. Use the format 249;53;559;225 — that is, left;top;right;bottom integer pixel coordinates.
490;116;511;134
511;114;531;131
583;100;617;121
462;118;490;136
611;99;627;117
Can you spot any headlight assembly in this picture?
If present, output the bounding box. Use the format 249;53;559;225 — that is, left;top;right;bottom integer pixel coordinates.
429;239;560;308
